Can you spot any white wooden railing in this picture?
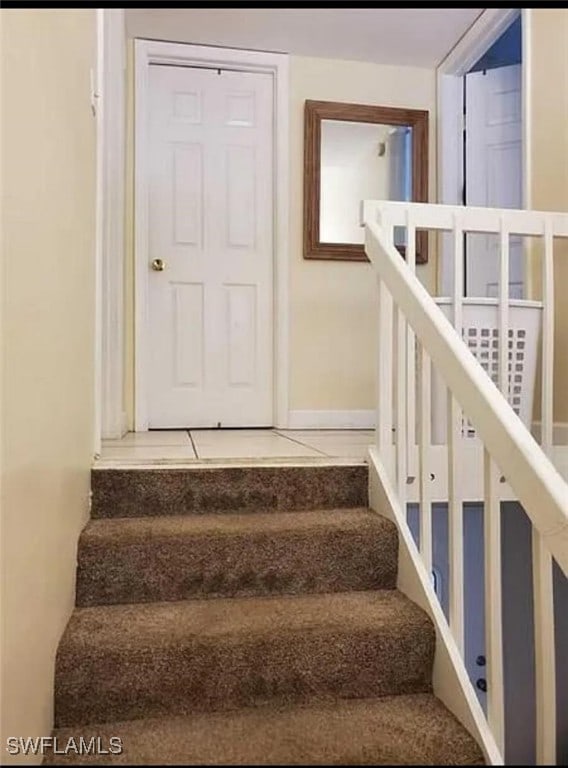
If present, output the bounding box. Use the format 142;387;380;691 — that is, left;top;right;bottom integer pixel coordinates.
362;201;568;765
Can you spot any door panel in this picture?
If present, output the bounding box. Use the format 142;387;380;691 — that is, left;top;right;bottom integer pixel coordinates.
147;65;274;427
172;144;203;246
172;282;204;387
226;284;257;386
465;64;523;298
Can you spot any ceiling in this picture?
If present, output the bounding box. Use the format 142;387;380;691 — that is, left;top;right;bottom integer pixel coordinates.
126;8;485;69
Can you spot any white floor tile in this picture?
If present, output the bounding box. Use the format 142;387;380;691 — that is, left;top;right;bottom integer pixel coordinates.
295;436;374;447
278;430;374;440
303;442;371;459
279;431;373;459
103;431;191;447
189;429;277;441
191;434;323;459
100;445;196;460
98;428;372;462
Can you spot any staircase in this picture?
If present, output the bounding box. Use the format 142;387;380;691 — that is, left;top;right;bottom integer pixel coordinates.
47;464;484;765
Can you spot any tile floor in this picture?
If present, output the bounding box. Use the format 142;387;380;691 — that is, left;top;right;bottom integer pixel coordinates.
98;429;374;465
97;430;568;480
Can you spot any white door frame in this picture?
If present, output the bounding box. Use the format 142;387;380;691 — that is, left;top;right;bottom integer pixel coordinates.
436;8;524;295
94;9;127;455
134;39;289;431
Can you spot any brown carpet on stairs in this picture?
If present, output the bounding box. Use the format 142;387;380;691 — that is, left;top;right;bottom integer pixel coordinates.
76;508;398;605
45;694;484;765
49;465;485;765
90;465;368;518
55;590;435;727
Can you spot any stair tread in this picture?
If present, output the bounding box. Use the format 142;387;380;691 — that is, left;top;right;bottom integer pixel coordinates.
46;694;483;765
81;507;389;539
57;590;434;726
76;508;398;606
63;590;427;647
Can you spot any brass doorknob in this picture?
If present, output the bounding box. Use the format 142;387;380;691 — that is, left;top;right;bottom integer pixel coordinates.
151;258;166;272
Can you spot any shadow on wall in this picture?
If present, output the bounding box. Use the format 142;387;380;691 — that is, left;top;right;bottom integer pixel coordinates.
407;501;568;765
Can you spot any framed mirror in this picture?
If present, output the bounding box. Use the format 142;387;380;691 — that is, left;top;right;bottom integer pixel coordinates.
303;100;429;263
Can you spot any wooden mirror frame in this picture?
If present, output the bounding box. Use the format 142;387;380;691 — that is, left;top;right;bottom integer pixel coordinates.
303;99;429;264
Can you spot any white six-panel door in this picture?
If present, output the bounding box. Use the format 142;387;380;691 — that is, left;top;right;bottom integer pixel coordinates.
465;64;523;298
147;65;274;427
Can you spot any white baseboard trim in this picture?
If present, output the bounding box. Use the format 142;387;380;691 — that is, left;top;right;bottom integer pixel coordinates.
287;410;376;430
531;421;568;445
102;410;129;441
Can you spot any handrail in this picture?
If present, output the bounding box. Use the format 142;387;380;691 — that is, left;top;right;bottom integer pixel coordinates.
365;218;568;574
364;201;568;765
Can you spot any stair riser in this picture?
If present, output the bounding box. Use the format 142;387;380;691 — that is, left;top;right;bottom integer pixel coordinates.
76;526;398;606
91;466;368;518
55;627;434;727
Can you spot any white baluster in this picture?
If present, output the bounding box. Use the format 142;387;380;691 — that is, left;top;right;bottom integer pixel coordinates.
534;215;556;766
498;217;510;398
377;278;393;458
540;217;554;454
418;343;432;573
447;392;464;654
405;211;417;476
377;216;395;481
448;213;464;653
483;449;505;754
533;531;556;766
395;305;407;502
453;212;464;333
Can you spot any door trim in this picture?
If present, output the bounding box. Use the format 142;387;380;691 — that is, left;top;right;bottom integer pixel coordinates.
95;9;128;454
436;8;523;295
100;10;127;442
134;39;290;431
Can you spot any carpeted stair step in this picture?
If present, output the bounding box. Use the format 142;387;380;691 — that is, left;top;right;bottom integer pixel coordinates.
55;590;434;728
45;694;484;765
90;464;368;518
76;508;398;607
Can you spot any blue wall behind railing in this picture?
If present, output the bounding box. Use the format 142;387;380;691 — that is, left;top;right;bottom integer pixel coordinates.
406;500;568;764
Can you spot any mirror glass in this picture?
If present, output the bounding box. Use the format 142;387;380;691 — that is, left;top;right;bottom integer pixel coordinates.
320;119;413;246
303;100;428;262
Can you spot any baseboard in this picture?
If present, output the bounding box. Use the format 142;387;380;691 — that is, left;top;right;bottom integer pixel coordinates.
531;421;568;445
101;410;129;440
121;410;129;438
287;410;376;430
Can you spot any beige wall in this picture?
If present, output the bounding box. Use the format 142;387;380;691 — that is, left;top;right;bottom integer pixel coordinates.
527;9;568;424
0;9;96;763
289;56;436;410
123;45;436;423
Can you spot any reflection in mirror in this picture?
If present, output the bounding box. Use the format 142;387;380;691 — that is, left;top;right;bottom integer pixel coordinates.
320;120;413;246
